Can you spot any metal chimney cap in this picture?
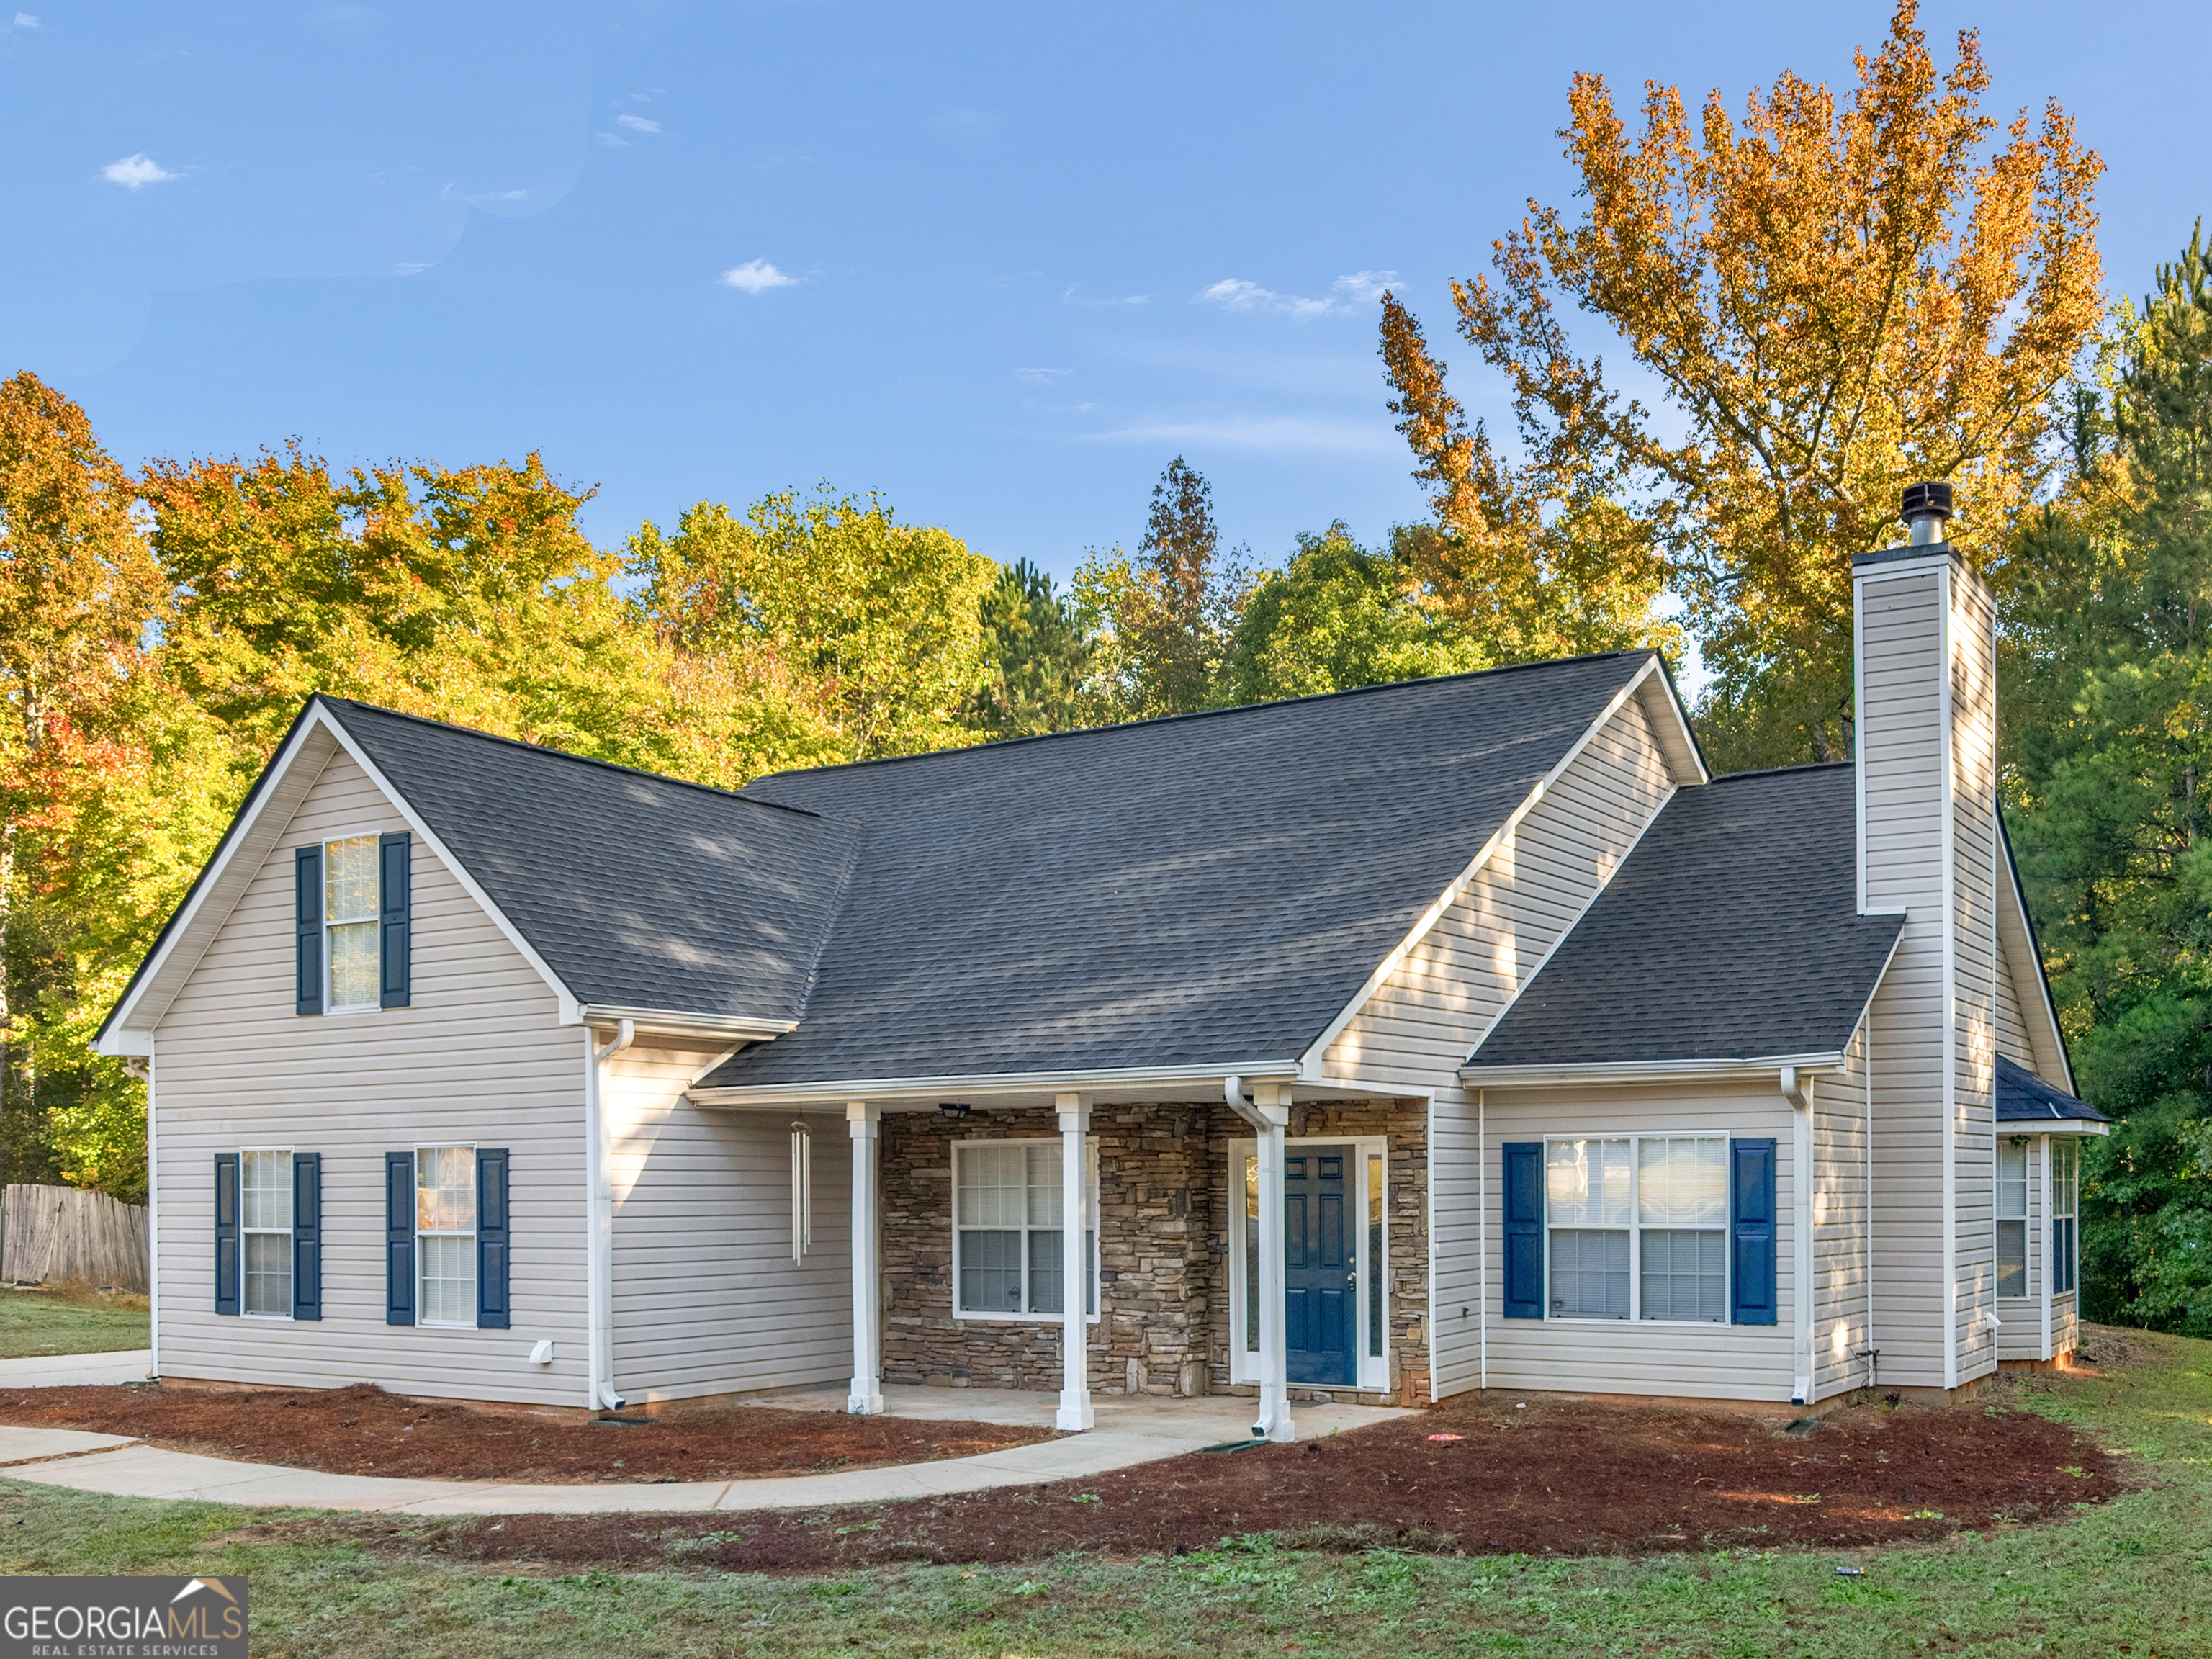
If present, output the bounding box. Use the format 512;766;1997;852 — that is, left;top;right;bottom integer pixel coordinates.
1901;481;1954;524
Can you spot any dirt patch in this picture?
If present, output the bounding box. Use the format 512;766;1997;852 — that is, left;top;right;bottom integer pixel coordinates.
2075;1322;2153;1370
387;1391;2125;1568
0;1383;1051;1483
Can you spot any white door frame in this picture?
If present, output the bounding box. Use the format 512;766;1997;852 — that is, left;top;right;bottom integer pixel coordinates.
1226;1135;1390;1393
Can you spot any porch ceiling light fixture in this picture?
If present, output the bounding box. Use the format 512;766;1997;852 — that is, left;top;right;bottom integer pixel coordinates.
938;1102;972;1120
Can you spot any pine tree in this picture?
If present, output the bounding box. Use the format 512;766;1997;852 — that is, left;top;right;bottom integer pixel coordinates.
968;559;1100;739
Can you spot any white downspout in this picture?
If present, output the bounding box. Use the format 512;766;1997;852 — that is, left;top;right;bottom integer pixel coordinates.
584;1018;634;1411
1784;1065;1814;1406
1226;1076;1295;1443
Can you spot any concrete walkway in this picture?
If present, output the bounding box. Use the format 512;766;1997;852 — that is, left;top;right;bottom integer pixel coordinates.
0;1385;1408;1516
0;1349;151;1389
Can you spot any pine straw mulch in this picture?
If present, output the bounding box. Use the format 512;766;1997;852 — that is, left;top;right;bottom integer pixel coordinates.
0;1382;1051;1482
205;1385;2126;1570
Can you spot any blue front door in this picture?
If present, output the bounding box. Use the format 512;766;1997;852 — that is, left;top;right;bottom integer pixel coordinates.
1284;1146;1356;1385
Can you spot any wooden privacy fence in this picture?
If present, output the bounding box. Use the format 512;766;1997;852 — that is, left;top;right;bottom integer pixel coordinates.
1;1184;150;1293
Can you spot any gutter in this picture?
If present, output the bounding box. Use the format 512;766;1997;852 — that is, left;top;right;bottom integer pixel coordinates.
1784;1065;1815;1406
1461;1052;1845;1087
583;1018;634;1412
691;1059;1307;1108
575;1005;795;1043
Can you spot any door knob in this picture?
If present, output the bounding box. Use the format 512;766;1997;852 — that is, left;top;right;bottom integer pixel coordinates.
1346;1272;1357;1285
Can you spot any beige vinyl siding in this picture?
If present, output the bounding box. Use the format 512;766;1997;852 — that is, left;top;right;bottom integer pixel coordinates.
1470;1081;1797;1402
1859;562;1956;1390
1951;572;2000;1384
1811;1025;1872;1400
607;1047;852;1403
2052;1290;2079;1356
1995;945;2031;1064
1329;694;1678;1403
153;748;588;1405
1323;695;1677;1091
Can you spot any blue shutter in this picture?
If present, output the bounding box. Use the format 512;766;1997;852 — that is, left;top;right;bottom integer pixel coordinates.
213;1153;240;1316
292;1152;321;1321
1502;1141;1544;1319
379;832;411;1009
1730;1138;1778;1326
294;846;323;1016
385;1151;415;1326
476;1148;510;1329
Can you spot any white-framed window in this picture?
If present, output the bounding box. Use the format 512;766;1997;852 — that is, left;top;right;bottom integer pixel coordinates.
2052;1138;2079;1296
1547;1135;1728;1323
416;1146;477;1326
1996;1138;2030;1298
950;1140;1097;1322
240;1148;294;1317
325;834;381;1010
1226;1136;1391;1393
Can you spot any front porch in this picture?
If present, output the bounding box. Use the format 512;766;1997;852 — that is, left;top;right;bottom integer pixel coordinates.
745;1380;1412;1443
836;1088;1431;1439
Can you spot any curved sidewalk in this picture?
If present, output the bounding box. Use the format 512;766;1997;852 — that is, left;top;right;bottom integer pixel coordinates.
0;1394;1406;1517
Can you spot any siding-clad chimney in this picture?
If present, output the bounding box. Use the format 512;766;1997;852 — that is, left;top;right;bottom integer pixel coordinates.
1855;483;1998;1391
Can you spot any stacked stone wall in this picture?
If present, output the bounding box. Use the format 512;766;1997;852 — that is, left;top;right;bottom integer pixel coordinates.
876;1097;1428;1406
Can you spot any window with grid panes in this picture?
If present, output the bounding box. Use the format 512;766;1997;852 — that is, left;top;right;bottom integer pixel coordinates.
1547;1136;1728;1322
416;1146;477;1325
952;1141;1094;1319
240;1150;293;1316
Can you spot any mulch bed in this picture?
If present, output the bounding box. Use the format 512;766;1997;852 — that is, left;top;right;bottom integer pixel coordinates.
0;1383;1051;1483
408;1391;2126;1568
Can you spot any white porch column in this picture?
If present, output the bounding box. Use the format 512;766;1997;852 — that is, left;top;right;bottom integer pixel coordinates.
1251;1082;1295;1444
1056;1092;1094;1431
846;1101;884;1415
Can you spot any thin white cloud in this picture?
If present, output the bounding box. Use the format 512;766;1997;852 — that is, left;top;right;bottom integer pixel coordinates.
1016;367;1072;384
394;261;431;276
1058;284;1147;307
595;132;631;148
1197;270;1399;318
1090;415;1394;454
14;13;42;28
616;114;661;134
101;153;178;189
721;258;799;294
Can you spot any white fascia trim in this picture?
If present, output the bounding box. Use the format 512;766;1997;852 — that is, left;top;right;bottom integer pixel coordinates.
313;706;585;1025
1458;1051;1845;1087
1297;655;1691;1079
96;714;336;1054
576;1004;797;1043
689;1059;1305;1109
1996;842;2077;1095
2019;1118;2110;1138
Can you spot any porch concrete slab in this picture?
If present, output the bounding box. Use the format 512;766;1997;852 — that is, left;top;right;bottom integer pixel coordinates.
0;1426;139;1465
0;1350;151;1389
745;1382;1413;1447
0;1444;472;1511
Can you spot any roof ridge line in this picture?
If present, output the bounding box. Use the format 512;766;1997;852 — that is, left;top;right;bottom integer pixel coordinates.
318;696;828;822
744;649;1656;787
1706;760;1857;784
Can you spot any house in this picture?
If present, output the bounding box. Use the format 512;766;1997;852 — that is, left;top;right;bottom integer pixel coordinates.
95;487;2105;1436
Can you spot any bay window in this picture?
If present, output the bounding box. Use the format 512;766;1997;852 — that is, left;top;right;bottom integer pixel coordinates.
1997;1138;2029;1298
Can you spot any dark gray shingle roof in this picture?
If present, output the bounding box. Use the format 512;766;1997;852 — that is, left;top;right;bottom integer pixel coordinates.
1465;764;1904;1069
1995;1055;2108;1123
325;700;857;1020
703;652;1660;1085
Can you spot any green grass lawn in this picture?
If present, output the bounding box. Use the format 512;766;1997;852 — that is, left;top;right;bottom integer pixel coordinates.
0;1288;150;1359
0;1330;2206;1658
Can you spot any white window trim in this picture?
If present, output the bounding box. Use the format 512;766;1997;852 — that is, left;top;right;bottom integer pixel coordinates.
1995;1135;2033;1302
2051;1138;2080;1300
1226;1135;1390;1393
238;1145;295;1321
320;824;389;1016
948;1138;1101;1326
1542;1133;1735;1328
415;1143;479;1330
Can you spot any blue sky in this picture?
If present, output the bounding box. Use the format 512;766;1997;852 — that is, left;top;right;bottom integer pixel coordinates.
4;1;2206;591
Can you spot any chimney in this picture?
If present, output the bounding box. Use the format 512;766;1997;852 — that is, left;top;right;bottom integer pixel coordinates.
1853;485;1998;1393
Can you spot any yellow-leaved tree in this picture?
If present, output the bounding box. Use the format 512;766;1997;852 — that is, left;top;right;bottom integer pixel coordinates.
1382;0;2104;767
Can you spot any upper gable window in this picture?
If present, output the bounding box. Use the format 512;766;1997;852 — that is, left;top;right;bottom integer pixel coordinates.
295;832;410;1016
325;836;380;1010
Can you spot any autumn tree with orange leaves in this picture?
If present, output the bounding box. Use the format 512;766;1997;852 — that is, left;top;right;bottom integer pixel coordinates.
1381;1;2104;766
